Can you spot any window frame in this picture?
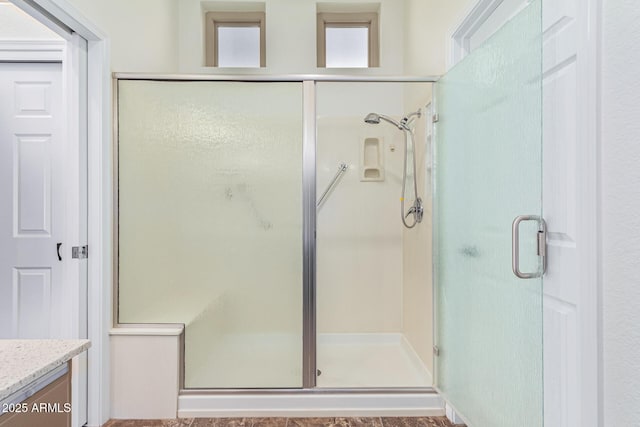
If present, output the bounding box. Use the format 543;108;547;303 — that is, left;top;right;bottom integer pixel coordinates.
205;11;266;68
317;12;380;68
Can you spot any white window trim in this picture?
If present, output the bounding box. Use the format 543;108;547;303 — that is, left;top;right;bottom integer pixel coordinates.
205;11;266;68
317;12;379;68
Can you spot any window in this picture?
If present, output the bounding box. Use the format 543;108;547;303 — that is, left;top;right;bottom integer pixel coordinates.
205;12;266;67
317;12;379;68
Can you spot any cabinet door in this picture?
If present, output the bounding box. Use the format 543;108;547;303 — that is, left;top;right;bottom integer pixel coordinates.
0;364;71;427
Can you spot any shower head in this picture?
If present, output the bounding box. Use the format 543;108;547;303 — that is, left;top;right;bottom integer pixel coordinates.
364;113;403;129
364;113;381;124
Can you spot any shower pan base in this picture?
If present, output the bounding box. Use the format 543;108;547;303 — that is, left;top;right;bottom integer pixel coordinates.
317;333;432;388
179;333;436;418
185;333;432;389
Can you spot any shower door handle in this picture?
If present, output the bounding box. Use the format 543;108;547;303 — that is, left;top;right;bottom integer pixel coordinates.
512;215;547;279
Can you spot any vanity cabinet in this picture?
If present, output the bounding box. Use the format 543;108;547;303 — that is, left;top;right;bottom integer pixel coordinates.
0;362;71;427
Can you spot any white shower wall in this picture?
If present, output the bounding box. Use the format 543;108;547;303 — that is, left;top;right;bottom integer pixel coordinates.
401;107;434;372
317;116;406;334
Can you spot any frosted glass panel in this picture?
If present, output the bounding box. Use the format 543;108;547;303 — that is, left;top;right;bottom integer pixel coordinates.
325;27;369;68
217;26;260;68
434;1;542;426
118;81;303;388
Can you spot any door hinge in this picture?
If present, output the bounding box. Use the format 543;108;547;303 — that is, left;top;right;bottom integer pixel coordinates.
433;345;440;357
432;113;440;123
72;245;88;259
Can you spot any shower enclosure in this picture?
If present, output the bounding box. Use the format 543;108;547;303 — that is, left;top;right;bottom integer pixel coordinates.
114;0;543;424
116;78;435;390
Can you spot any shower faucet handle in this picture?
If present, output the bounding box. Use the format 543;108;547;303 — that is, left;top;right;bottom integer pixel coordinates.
405;199;424;223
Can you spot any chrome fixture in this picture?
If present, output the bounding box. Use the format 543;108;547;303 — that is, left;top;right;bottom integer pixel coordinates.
364;113;404;129
512;215;547;279
317;162;348;209
364;109;423;229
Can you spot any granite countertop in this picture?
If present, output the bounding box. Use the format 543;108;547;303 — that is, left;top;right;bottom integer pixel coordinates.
0;339;91;401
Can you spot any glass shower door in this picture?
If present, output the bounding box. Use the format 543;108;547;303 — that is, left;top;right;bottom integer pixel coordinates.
118;81;304;388
434;1;543;426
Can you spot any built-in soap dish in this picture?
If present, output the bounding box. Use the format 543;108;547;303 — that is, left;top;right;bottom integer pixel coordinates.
361;137;384;182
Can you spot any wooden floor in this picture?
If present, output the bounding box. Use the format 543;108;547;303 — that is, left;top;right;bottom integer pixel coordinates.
104;417;458;427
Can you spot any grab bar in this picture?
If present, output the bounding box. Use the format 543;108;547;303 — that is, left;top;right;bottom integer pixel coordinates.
317;162;348;208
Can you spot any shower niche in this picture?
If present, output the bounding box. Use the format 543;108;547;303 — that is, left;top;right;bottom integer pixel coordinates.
361;137;384;181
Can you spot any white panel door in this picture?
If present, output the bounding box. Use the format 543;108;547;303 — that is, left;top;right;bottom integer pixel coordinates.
0;62;65;339
541;0;595;425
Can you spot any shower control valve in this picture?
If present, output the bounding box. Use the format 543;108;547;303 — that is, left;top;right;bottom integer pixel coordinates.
405;198;424;223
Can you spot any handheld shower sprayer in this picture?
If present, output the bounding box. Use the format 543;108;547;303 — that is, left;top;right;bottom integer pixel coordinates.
364;110;422;130
364;108;424;229
364;113;404;130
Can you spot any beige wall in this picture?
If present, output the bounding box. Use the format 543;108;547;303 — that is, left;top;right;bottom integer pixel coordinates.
403;0;474;107
65;0;178;72
178;0;405;74
0;3;61;40
63;0;408;75
404;0;475;76
53;0;473;80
